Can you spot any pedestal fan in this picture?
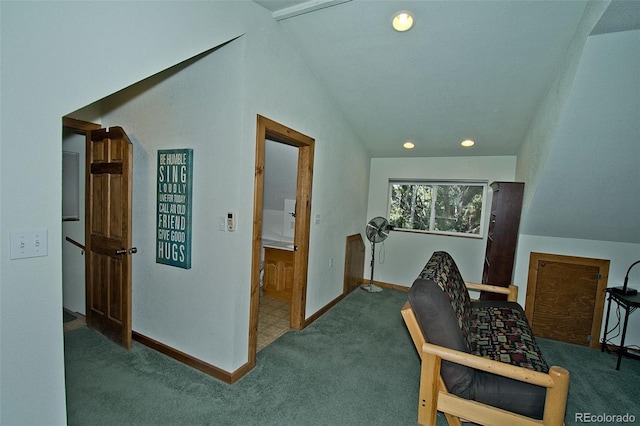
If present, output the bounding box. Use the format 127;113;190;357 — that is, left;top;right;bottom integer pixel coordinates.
362;216;391;293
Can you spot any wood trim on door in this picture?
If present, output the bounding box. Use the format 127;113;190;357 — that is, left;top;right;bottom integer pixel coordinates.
248;115;315;368
525;252;609;349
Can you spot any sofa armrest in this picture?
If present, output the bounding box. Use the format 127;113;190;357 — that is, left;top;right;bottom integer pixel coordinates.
401;301;569;426
465;281;518;302
420;342;569;426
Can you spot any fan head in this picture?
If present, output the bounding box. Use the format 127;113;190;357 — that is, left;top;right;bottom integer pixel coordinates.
366;216;390;243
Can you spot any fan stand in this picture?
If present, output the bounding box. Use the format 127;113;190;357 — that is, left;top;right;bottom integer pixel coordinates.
361;240;383;293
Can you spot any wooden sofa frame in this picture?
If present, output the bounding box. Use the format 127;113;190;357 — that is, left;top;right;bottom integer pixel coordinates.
401;282;570;426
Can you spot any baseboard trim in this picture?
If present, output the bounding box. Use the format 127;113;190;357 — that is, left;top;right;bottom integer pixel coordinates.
361;279;410;292
304;292;345;327
132;331;246;384
303;280;408;326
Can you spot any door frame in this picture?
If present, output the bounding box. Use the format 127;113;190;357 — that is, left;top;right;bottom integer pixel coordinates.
248;115;314;365
62;117;101;311
63;117;102;134
525;252;609;349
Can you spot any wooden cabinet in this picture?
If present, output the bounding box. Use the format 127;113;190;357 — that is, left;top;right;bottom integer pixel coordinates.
481;181;524;300
263;247;294;302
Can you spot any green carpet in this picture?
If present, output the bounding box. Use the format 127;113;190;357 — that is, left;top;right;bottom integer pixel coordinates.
64;289;640;425
536;336;640;424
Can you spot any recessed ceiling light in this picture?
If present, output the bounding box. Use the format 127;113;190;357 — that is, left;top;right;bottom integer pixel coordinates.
461;139;475;147
403;141;415;149
392;11;414;32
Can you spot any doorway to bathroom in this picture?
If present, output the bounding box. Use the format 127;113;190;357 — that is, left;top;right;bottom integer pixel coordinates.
258;139;297;351
249;115;314;366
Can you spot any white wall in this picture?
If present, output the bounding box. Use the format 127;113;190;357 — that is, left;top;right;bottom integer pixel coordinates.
0;2;370;423
263;140;298;241
241;24;371;316
98;39;247;371
366;156;517;287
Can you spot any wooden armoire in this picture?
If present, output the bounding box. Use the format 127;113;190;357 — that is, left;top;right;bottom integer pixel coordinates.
481;181;524;300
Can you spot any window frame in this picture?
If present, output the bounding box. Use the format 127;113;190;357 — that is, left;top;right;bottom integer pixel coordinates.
387;179;488;239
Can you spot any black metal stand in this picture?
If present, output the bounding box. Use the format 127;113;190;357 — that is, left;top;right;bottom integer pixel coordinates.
601;288;640;370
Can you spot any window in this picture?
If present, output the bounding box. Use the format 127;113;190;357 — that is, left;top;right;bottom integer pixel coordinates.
388;180;487;237
62;151;80;221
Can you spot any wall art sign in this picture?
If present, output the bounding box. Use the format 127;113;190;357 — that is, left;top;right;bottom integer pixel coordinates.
156;148;193;269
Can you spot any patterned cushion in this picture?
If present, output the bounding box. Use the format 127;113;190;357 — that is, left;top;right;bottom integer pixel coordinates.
411;251;549;419
418;251;472;348
469;302;549;373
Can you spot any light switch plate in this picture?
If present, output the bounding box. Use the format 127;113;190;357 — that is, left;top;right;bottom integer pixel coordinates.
10;229;48;260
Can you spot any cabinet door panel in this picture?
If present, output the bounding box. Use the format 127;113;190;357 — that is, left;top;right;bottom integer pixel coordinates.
263;248;294;302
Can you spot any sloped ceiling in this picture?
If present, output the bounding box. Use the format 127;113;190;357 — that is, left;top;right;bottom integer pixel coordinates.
255;0;640;244
520;29;640;244
254;0;637;158
591;0;640;35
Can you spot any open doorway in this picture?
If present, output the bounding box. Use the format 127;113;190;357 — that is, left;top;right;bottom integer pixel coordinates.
248;115;314;365
61;118;136;350
62;118;100;331
257;139;298;351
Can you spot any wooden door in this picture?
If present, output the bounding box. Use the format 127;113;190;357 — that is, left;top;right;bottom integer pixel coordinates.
343;234;365;294
85;127;134;349
525;252;608;348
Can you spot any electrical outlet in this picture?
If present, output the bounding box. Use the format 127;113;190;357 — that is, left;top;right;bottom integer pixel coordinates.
329;257;333;268
10;229;48;260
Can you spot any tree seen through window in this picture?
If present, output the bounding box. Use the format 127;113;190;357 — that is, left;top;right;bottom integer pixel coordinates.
388;182;485;236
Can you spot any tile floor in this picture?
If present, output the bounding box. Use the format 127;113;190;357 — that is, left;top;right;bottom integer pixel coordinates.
257;295;290;352
63;310;86;333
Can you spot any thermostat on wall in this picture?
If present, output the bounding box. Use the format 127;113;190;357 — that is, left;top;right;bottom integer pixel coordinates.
227;212;236;231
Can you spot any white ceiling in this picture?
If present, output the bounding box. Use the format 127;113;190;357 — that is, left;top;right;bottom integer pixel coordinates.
254;0;640;158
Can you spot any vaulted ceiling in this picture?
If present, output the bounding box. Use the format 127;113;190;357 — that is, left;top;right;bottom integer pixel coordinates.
255;0;640;158
255;0;640;245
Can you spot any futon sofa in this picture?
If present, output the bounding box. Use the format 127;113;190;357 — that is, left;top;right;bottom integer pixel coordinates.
401;251;569;426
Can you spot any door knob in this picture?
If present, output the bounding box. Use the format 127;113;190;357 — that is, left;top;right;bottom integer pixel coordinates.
115;247;138;255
